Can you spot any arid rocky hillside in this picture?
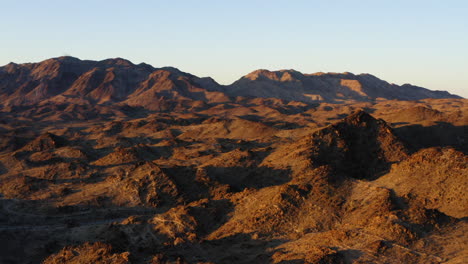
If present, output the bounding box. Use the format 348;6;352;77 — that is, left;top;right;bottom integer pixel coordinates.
0;57;466;264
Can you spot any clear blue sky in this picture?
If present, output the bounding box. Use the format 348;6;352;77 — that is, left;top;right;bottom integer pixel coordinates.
1;0;467;97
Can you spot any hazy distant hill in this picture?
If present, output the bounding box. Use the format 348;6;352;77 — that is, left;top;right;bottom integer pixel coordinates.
227;69;461;102
0;57;461;109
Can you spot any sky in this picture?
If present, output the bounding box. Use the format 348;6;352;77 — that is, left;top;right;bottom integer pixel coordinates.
1;0;467;97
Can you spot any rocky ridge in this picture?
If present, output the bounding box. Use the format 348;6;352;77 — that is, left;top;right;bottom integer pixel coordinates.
0;57;461;109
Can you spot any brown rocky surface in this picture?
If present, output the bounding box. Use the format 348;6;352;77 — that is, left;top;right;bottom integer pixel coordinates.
0;57;466;263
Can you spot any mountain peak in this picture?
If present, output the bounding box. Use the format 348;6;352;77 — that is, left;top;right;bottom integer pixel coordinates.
99;58;134;67
244;69;275;80
342;109;375;124
309;110;409;179
54;56;82;63
243;69;303;82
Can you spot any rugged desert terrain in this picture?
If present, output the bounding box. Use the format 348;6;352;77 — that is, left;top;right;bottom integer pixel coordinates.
0;57;466;263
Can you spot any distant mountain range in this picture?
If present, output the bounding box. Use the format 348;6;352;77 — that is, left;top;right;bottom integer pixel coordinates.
0;57;461;109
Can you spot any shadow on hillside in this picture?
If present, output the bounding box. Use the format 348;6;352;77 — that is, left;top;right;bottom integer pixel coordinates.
167;232;356;263
215;138;272;152
311;122;403;181
169;233;287;263
394;122;467;154
240;114;305;129
162;166;211;202
0;196;173;263
99;198;236;263
0;162;7;175
33;198;236;263
202;166;291;192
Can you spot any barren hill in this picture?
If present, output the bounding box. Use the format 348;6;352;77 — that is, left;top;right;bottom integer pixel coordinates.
0;57;466;263
0;57;227;108
227;69;461;102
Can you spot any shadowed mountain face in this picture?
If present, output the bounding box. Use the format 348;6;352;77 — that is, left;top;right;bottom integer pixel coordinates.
0;57;461;109
0;57;467;264
292;110;409;180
